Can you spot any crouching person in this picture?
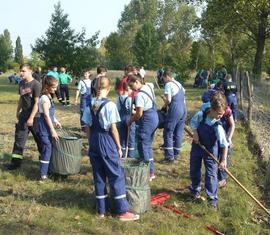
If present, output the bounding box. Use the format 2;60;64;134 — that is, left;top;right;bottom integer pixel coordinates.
82;76;139;221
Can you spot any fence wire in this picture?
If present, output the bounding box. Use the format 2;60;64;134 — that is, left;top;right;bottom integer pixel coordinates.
237;73;270;160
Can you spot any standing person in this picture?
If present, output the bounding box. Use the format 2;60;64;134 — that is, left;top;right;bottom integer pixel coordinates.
161;69;187;163
116;81;135;158
200;92;235;188
75;69;92;130
223;74;238;121
189;96;229;207
91;66;107;98
32;67;42;83
82;76;139;221
139;66;146;80
38;75;61;180
47;67;62;103
117;65;136;95
59;67;72;106
6;64;42;170
128;74;159;181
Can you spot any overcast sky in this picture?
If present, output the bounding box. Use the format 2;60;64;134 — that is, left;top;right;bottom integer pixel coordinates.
0;0;131;56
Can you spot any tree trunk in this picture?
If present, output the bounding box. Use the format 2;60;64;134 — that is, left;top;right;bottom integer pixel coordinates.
253;12;268;79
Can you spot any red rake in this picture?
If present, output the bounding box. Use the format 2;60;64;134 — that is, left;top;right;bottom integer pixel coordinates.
151;192;224;235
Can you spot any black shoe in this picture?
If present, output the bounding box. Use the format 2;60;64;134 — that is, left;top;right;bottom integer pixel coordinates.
160;158;174;164
5;158;22;170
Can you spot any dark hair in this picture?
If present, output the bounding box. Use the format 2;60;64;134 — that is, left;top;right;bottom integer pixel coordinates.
97;65;107;74
42;75;58;95
210;96;227;112
20;63;33;70
163;68;174;78
127;73;143;84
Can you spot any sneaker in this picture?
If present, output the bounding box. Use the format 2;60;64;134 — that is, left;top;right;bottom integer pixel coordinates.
219;179;227;188
192;194;206;202
40;175;48;180
118;212;140;221
149;173;156;182
98;214;105;218
5;158;21;170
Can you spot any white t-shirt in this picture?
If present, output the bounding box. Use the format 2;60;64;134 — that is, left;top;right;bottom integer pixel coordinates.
82;98;120;131
164;80;185;97
38;95;57;122
38;95;51;113
77;79;91;95
135;83;156;111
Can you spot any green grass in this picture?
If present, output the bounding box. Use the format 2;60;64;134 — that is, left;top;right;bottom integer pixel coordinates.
0;72;269;234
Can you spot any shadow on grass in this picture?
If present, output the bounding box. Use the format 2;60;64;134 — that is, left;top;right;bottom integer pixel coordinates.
37;188;96;214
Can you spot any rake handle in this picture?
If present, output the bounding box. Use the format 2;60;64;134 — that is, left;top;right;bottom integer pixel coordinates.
184;126;270;217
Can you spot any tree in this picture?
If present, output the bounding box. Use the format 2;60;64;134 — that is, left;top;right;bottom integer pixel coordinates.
201;0;270;79
133;22;159;69
0;29;13;71
14;36;23;64
33;2;99;74
105;32;129;69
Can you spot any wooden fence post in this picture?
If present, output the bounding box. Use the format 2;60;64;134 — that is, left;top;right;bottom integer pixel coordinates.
239;69;243;110
245;71;253;128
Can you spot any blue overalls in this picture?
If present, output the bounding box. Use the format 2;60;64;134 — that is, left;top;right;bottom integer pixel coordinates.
163;81;187;160
80;81;91;128
190;113;219;206
38;98;55;177
89;99;129;215
117;96;135;158
218;111;233;182
137;87;159;174
224;81;238;121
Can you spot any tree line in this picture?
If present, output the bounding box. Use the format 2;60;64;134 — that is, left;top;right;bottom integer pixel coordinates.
1;0;270;80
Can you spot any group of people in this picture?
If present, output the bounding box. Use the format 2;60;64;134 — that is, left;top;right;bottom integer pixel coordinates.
4;62;238;220
194;65;228;88
190;71;238;207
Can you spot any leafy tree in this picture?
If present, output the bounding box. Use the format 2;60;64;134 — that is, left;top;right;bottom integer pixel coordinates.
133;22;159;69
33;2;99;74
0;29;13;71
201;0;270;79
29;51;45;69
105;32;129;69
14;36;23;64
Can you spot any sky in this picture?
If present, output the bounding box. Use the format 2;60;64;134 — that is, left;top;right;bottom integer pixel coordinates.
0;0;131;56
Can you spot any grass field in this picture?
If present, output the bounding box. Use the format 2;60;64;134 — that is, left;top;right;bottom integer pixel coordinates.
0;71;269;235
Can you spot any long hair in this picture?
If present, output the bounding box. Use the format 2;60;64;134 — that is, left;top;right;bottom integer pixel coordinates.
41;75;58;95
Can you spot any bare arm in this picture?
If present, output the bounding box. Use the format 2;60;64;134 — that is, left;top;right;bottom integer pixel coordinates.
227;115;235;144
219;146;228;170
75;89;80;105
27;97;39;127
162;94;171;109
110;123;122;158
128;107;143;125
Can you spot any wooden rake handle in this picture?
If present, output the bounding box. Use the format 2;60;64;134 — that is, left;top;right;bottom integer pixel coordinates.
184;126;270;217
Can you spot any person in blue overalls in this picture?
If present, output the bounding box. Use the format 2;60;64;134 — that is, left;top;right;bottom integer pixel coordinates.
82;76;139;221
127;74;159;181
38;75;61;180
190;95;229;207
161;68;187;163
75;69;92;130
223;74;238;121
200;92;235;188
116;81;135;158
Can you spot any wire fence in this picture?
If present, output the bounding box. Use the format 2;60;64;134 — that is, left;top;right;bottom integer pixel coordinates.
236;71;270;161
